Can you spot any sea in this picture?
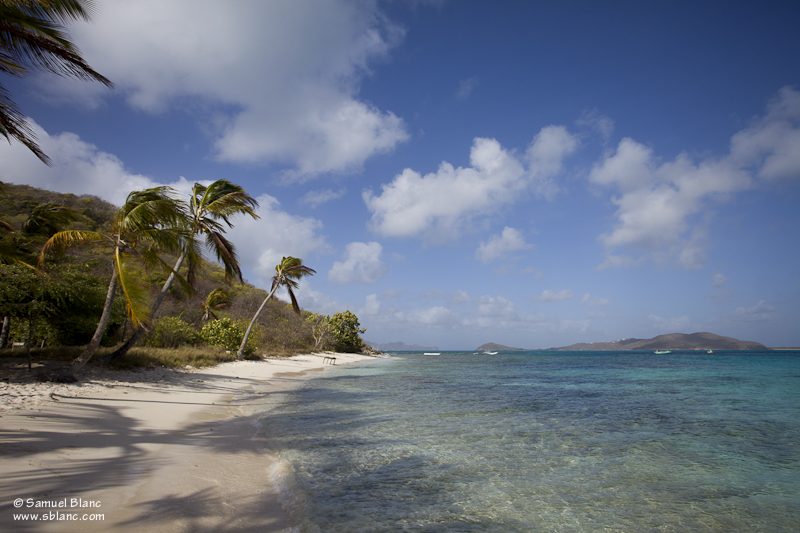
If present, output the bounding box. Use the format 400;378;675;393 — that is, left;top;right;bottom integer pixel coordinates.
256;350;800;532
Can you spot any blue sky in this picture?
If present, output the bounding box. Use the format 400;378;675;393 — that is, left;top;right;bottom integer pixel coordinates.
2;0;799;349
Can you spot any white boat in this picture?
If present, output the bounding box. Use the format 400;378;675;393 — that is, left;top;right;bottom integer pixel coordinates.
483;351;498;355
423;352;441;356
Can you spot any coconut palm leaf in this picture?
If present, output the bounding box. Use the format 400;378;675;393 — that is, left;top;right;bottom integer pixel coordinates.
0;0;112;163
21;202;78;235
114;249;150;328
38;229;105;262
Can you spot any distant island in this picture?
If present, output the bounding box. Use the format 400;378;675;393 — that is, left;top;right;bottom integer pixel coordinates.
367;341;440;352
474;333;769;352
475;342;526;352
548;332;768;351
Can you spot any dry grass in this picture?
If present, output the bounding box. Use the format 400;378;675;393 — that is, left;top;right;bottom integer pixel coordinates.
0;345;240;369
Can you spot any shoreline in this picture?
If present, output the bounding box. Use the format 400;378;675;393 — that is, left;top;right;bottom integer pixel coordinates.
0;353;381;532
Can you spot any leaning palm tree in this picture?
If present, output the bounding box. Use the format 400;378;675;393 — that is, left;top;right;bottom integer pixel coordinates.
105;179;259;361
201;287;229;321
22;202;79;236
237;256;315;360
0;0;113;163
40;187;184;372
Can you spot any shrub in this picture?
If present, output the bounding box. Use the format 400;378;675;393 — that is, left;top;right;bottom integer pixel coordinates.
201;318;258;357
328;310;366;353
144;316;200;348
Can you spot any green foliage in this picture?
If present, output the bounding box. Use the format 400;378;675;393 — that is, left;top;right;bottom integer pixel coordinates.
0;262;124;347
144;316;200;348
201;318;258;357
328;310;366;353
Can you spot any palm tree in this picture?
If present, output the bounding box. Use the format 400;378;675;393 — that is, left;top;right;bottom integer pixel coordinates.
22;202;79;235
237;256;315;360
105;179;259;361
40;186;184;372
201;288;229;321
0;0;113;164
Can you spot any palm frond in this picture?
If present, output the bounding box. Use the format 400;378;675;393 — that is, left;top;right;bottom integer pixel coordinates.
22;202;79;235
39;229;104;263
0;1;112;85
285;284;301;314
205;230;242;282
115;249;150;328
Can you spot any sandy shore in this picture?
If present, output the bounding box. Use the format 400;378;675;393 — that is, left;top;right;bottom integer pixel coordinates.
0;353;380;532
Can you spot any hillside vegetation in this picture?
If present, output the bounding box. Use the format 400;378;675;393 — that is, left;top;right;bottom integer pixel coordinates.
0;182;369;368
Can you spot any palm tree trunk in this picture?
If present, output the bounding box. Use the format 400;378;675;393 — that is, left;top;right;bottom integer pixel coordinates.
104;250;187;362
72;268;118;373
25;314;37;370
236;283;278;360
0;316;10;349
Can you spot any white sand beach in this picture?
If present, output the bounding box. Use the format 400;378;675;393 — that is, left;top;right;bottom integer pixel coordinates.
0;353;379;532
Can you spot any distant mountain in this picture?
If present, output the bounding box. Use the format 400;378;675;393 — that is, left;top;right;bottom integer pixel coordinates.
475;342;526;352
550;332;768;351
367;341;440;352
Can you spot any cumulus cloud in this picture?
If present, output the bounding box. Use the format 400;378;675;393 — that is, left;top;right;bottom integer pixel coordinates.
456;76;479;100
591;87;800;270
328;241;388;284
43;0;409;177
533;289;574;302
581;293;610;307
0;120;188;205
732;300;776;322
476;227;534;263
363;293;381;315
403;306;461;328
299;188;347;208
730;86;800;181
712;273;728;288
364;126;578;241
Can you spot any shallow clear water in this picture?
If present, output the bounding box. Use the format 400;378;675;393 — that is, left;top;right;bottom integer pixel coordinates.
260;351;800;532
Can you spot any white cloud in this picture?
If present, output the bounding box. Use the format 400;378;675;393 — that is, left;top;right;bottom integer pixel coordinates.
456;77;479;100
732;300;776;322
363;294;381;316
577;109;614;142
730;86;800;181
712;273;728;288
45;0;409;177
403;306;461;328
328;241;388;284
477;295;517;318
299;188;346;208
364;126;578;241
534;289;574;302
476;227;533;263
225;194;328;285
581;293;610;307
0;120;187;206
591;87;800;270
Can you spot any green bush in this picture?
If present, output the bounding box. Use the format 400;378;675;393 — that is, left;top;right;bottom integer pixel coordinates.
328;310;366;353
201;318;258;357
144;316;200;348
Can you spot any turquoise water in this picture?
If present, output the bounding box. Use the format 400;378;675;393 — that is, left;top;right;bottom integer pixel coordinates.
261;351;800;532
